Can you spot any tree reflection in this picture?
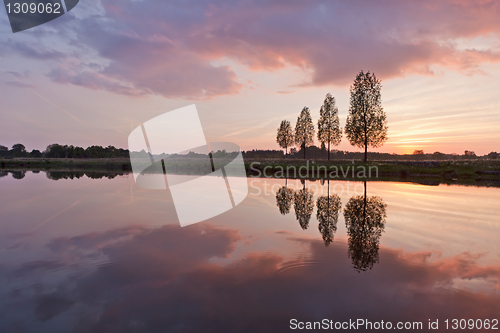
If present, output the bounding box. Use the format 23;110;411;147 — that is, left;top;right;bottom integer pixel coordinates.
316;180;341;246
10;171;26;180
293;180;314;230
276;178;295;215
343;182;387;272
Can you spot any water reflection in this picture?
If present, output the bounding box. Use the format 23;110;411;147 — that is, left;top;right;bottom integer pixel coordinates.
275;179;294;215
2;222;498;332
11;170;26;179
0;169;127;180
344;181;387;272
293;179;314;230
316;179;341;246
0;174;499;332
275;179;388;271
46;170;126;180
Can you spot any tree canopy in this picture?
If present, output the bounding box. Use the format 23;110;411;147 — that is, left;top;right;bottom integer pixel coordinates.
276;120;294;158
295;107;315;159
345;71;388;162
317;93;342;160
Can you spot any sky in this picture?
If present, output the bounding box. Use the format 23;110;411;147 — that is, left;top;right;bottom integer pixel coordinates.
1;0;500;155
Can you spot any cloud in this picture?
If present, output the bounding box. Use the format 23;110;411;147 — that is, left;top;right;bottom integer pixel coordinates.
2;223;499;332
3;40;64;60
34;293;74;322
46;225;148;254
12;261;65;279
4;81;35;89
4;0;500;98
47;67;147;97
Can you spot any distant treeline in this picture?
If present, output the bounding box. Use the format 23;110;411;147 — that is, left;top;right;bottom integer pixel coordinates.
242;146;500;160
0;143;129;158
1;143;498;161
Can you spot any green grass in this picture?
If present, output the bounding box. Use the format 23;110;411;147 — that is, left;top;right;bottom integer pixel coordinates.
2;157;499;187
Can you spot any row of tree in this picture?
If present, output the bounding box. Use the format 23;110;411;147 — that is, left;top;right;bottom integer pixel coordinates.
0;143;129;158
276;180;387;272
277;71;388;162
242;148;500;160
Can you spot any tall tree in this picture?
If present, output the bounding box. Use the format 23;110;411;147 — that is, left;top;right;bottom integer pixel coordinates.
295;107;315;159
276;120;294;158
345;71;388;162
317;93;342;160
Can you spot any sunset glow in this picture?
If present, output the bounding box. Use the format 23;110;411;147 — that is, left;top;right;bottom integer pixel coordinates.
1;1;499;155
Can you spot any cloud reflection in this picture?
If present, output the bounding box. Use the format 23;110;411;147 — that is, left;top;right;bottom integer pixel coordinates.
1;221;499;332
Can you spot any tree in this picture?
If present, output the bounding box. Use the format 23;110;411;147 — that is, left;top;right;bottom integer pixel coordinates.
413;150;424;155
0;145;8;157
11;143;27;157
487;152;499;159
345;71;388;162
30;149;42;158
295;107;315;159
12;143;26;151
464;150;476;158
317;93;342;160
276;120;294;158
45;144;66;158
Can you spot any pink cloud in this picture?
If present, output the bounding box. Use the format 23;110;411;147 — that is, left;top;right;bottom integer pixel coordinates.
31;0;500;97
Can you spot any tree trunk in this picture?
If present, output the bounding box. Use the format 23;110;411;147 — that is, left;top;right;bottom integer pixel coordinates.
303;142;306;159
363;101;368;163
285;146;287;159
328;141;330;161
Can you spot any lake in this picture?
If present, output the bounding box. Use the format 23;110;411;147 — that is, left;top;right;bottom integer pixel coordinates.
0;171;499;332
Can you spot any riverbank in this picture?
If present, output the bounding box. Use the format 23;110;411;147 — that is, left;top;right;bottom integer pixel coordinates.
1;157;500;187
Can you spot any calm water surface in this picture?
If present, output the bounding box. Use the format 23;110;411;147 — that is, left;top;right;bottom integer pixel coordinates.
0;171;499;332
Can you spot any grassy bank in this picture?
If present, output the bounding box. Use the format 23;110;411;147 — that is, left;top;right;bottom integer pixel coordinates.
2;157;500;186
245;159;500;186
